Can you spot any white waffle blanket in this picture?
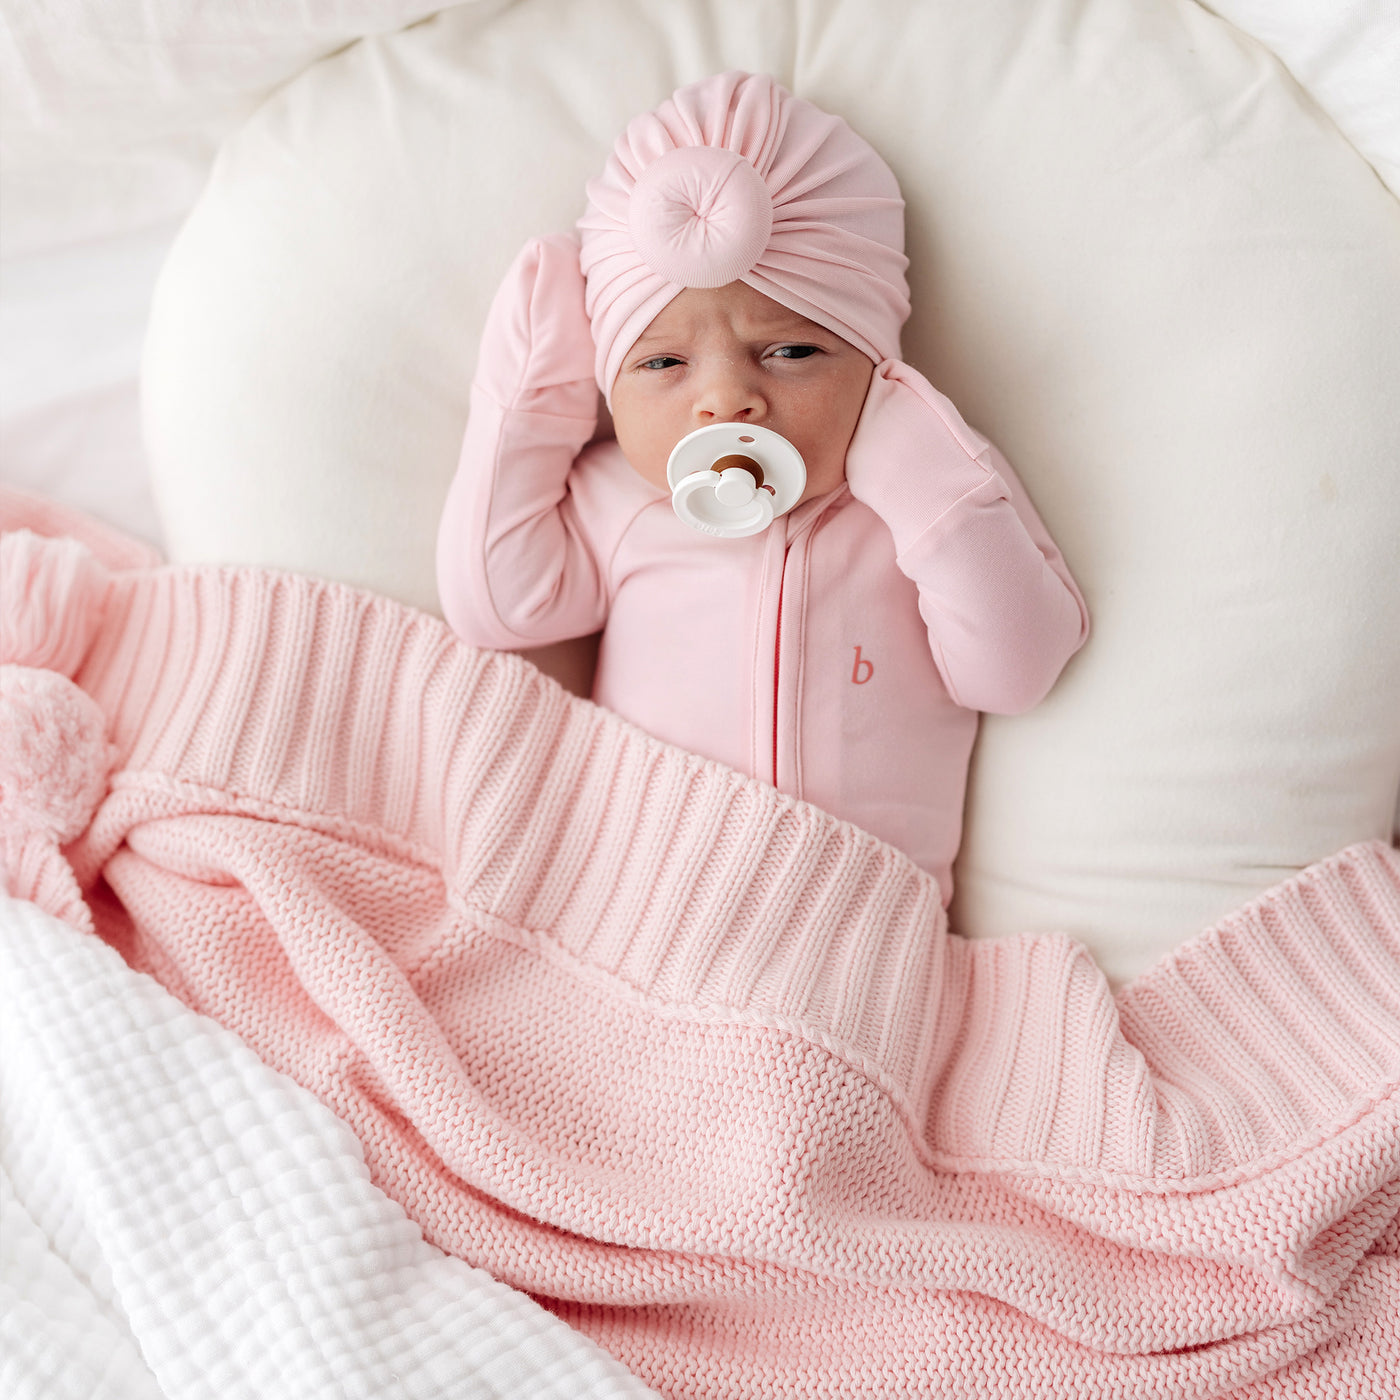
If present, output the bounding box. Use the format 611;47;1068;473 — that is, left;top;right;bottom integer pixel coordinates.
0;894;657;1399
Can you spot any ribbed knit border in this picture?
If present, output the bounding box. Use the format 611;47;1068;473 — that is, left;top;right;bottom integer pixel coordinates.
80;567;944;1092
75;564;1400;1185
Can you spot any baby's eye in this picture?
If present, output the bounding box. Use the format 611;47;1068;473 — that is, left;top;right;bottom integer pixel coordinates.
768;344;820;360
638;355;684;371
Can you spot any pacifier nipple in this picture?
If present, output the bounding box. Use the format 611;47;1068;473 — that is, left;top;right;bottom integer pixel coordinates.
666;425;806;539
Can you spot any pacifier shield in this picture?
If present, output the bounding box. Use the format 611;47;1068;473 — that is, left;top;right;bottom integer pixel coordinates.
666;423;806;539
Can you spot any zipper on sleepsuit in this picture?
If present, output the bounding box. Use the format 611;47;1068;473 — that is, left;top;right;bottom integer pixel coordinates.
771;543;788;787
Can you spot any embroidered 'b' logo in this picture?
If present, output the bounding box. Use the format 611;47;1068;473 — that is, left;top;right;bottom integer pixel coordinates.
851;645;874;685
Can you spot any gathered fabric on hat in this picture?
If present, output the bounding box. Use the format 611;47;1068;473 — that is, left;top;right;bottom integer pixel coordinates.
579;71;910;397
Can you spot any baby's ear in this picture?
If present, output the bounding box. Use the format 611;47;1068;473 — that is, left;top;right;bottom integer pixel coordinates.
473;234;597;417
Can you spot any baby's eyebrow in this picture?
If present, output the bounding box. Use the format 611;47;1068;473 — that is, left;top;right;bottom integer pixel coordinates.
628;313;832;351
628;325;691;353
746;315;833;340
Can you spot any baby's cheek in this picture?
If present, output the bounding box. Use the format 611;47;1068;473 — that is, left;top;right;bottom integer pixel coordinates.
610;389;680;493
611;423;663;492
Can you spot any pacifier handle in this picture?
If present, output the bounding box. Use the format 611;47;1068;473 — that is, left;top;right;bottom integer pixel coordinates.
672;467;775;537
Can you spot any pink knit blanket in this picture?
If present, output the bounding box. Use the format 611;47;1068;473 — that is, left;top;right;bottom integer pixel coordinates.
4;503;1399;1398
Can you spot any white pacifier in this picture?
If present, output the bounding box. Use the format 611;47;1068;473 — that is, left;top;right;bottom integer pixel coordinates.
666;423;806;539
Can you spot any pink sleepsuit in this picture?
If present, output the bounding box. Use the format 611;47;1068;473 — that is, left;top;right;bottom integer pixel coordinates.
437;291;1088;900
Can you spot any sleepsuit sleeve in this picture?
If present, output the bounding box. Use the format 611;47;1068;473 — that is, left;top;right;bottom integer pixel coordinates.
435;234;609;650
844;359;1089;714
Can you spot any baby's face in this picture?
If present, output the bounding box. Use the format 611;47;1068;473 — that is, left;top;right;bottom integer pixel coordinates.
609;282;873;505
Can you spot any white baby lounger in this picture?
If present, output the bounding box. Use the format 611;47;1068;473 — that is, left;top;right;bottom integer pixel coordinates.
138;0;1400;981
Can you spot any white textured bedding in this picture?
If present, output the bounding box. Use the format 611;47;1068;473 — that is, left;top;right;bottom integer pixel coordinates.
0;895;657;1399
0;0;449;543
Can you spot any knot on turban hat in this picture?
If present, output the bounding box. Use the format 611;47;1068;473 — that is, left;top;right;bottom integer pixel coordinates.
578;71;911;397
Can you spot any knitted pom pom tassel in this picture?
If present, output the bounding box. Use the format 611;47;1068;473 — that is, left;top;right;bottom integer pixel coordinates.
0;664;114;931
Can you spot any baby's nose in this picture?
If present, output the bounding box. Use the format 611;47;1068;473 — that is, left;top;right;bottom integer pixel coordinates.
693;362;764;421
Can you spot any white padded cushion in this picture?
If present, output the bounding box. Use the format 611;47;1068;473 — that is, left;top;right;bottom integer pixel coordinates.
142;0;1400;983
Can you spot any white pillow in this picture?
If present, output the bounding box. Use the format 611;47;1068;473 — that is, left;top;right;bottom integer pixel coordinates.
142;0;1400;983
0;0;456;256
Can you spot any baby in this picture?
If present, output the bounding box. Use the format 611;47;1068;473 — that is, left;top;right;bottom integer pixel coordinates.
437;72;1088;903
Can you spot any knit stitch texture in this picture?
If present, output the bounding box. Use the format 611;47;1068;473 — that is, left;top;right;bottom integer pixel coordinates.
3;507;1398;1398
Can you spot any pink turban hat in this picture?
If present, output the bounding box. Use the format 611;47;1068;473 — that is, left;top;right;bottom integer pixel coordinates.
578;71;910;397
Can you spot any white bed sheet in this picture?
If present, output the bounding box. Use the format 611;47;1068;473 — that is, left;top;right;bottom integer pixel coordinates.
1204;0;1400;193
2;0;1396;558
0;0;459;541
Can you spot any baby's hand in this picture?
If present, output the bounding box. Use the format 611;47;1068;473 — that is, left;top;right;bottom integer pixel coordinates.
473;233;599;428
440;235;605;647
843;359;994;554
